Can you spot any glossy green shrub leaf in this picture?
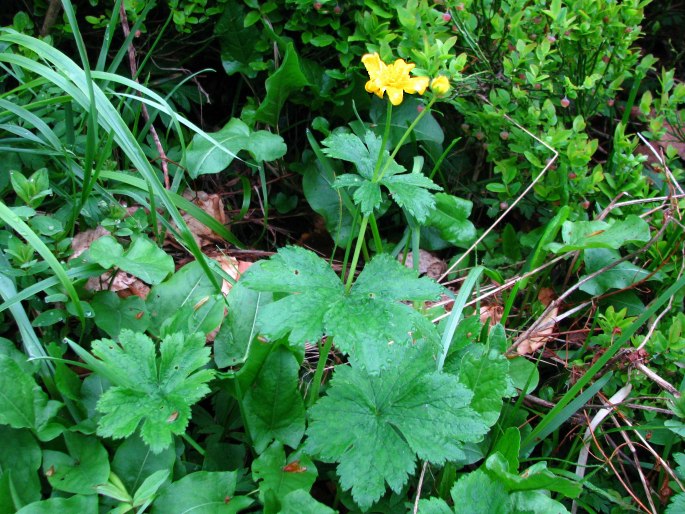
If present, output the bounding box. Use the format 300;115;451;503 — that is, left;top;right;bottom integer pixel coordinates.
0;355;61;431
185;118;286;177
485;453;581;498
304;347;487;510
91;291;149;338
278;489;336;514
215;4;264;78
301;154;354;247
112;434;176;494
88;236;173;285
0;426;41;507
15;494;96;514
243;346;306;453
152;471;253;513
424;193;476;248
579;248;662;296
146;260;221;336
214;280;273;368
546;215;651;253
252;441;317;507
254;43;310;126
69;331;214;453
42;432;110;495
370;97;444;145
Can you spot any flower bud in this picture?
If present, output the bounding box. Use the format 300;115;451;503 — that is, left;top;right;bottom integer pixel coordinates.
430;75;451;96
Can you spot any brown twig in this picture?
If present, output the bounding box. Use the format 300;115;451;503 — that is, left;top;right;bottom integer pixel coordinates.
118;4;171;189
508;220;670;355
40;0;63;37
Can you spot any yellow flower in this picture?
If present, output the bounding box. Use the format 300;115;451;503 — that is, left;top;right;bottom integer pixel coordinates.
430;75;451;96
361;52;429;106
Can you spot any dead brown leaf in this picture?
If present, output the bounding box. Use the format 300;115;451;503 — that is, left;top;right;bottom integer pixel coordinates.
169;190;228;248
399;250;447;279
70;226;110;260
516;306;559;355
480;304;504;326
538;287;556;307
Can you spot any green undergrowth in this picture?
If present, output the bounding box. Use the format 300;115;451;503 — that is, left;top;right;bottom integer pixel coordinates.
0;0;684;513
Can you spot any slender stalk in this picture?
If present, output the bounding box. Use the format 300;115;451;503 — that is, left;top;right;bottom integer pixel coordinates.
376;97;436;183
307;336;334;407
181;433;205;457
345;215;369;291
369;213;383;253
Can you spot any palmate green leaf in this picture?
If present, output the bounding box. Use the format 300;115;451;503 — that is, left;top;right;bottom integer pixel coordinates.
304;347;487;510
322;132;377;179
416;497;454;514
241;247;442;372
666;492;685;514
84;330;214;453
325;130;442;220
451;345;514;427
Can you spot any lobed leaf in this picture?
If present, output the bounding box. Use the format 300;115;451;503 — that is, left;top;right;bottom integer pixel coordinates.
88;330;213;453
305;348;487;509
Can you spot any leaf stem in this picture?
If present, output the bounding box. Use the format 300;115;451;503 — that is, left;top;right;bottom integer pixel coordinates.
346;215;369;291
376;97;436;183
307;336;334;407
181;432;205;456
369;213;383;253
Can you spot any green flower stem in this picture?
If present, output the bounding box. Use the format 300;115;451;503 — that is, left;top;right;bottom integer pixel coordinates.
346;214;369;291
181;432;205;457
307;336;334;407
373;100;394;180
369;213;383;253
377;96;437;183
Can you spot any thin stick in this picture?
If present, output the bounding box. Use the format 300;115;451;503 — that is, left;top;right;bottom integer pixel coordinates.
509;221;670;355
119;4;171;189
634;363;680;397
437;97;559;283
637;132;685;196
412;461;428;514
609;413;657;514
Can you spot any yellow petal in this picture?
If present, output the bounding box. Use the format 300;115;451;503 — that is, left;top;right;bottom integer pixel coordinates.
406;76;430;95
386;87;404;105
365;79;379;94
362;53;382;78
